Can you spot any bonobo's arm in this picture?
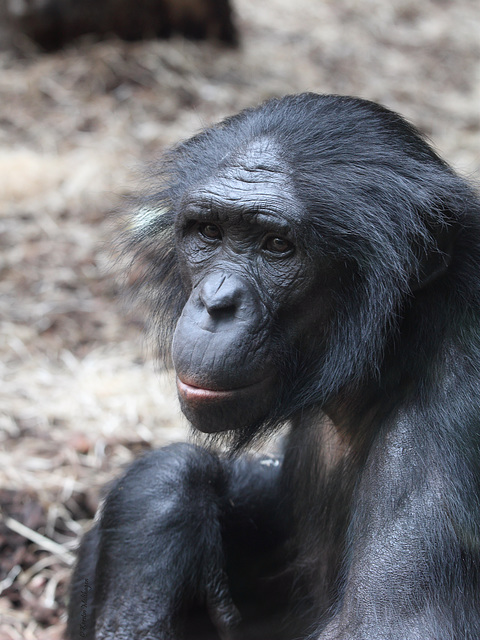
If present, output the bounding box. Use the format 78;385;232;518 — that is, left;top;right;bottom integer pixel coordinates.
67;443;289;640
68;444;237;640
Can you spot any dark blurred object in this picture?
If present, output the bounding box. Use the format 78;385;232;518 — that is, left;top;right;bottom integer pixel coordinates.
0;0;237;51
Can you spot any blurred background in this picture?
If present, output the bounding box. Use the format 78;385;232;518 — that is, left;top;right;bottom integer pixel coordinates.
0;0;479;637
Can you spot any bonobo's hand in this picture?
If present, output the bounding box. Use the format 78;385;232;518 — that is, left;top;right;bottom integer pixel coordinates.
94;556;240;640
69;444;240;640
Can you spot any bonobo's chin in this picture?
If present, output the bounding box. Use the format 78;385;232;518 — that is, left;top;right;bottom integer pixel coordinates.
176;376;276;434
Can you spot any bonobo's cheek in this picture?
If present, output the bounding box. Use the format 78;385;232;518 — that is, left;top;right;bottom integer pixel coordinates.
176;375;277;433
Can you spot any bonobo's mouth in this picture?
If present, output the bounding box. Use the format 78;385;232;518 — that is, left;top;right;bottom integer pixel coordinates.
176;376;270;403
175;374;277;433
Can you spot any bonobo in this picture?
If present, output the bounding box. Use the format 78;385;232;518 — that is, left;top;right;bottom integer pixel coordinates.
68;94;480;640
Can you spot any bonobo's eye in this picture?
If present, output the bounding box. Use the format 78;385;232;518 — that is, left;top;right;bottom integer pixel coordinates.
198;222;222;241
263;235;294;256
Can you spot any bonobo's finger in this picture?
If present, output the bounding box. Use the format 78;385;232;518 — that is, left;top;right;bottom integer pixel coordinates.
205;567;241;640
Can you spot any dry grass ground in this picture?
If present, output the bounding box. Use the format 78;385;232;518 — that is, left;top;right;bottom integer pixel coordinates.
0;0;479;637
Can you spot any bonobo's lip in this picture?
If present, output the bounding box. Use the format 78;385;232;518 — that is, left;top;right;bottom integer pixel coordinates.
176;376;271;403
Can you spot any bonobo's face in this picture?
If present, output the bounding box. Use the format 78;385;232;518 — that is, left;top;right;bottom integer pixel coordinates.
172;139;331;433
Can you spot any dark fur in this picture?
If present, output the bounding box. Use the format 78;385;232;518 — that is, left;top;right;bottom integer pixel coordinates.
68;94;480;639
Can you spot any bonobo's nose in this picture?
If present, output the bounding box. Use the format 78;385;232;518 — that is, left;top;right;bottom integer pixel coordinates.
198;272;248;326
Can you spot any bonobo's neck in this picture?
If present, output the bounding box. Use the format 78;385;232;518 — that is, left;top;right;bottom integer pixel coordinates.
282;408;360;612
280;340;450;612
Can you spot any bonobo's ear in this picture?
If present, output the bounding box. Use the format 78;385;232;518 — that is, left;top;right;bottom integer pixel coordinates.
411;224;456;291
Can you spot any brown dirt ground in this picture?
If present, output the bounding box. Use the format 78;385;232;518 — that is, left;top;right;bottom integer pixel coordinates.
0;0;479;637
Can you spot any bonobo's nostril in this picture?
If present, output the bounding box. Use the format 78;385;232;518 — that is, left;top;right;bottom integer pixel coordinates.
199;273;244;319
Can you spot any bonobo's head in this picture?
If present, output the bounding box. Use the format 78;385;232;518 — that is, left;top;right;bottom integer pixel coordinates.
128;93;464;445
171;137;333;435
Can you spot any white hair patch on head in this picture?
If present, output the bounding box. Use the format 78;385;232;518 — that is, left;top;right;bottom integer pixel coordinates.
131;206;168;233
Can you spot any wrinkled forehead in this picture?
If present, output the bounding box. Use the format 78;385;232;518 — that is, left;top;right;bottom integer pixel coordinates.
184;137;297;216
192;138;291;201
